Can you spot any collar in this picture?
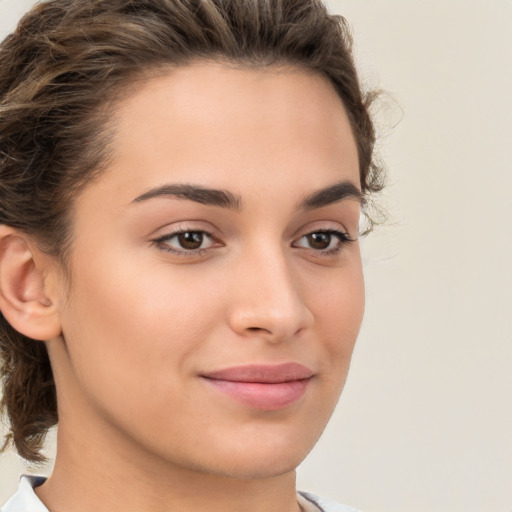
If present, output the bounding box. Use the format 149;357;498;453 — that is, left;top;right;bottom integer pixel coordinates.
1;476;49;512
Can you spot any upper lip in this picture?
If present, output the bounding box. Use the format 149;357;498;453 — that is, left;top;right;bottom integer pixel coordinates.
201;363;314;383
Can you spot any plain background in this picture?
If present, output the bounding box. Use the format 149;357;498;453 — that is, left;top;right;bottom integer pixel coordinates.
0;1;511;511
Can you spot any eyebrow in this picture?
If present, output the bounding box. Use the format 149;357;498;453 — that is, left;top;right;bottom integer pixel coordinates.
131;180;361;211
297;180;362;210
131;184;241;211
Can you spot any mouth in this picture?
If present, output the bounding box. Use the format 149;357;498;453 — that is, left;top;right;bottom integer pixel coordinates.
200;363;314;411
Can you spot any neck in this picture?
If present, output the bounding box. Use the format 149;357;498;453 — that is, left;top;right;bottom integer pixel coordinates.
36;418;301;512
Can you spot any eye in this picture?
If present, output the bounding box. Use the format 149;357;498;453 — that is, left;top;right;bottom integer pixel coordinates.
153;230;217;254
293;229;353;254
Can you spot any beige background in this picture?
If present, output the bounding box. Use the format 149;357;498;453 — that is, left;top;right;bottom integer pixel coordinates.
1;1;511;511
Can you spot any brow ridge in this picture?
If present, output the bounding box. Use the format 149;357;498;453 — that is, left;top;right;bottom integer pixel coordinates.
131;184;241;210
298;180;362;210
131;180;360;212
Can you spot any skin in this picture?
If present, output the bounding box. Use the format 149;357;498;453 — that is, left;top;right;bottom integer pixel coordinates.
9;63;364;512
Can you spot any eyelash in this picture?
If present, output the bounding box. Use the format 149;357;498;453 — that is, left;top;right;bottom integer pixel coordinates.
152;230;218;258
292;229;355;256
152;228;354;258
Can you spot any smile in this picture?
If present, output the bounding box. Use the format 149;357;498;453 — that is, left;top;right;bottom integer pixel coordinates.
201;363;314;411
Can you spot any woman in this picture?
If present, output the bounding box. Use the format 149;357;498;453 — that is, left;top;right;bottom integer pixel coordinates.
0;1;384;511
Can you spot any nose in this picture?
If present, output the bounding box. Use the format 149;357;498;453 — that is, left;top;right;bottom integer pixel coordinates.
227;247;314;342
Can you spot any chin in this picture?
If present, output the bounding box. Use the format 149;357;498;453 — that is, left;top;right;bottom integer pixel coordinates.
180;428;321;481
194;452;304;481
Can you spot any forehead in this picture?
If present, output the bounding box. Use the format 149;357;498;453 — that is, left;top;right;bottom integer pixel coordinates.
113;63;357;169
77;62;359;215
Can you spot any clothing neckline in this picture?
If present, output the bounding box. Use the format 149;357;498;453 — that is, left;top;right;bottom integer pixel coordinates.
0;475;336;512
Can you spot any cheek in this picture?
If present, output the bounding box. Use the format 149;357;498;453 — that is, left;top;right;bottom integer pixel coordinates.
309;258;365;368
322;276;364;343
58;253;224;413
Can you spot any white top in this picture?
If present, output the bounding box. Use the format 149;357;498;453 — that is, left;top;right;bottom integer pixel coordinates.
1;476;358;512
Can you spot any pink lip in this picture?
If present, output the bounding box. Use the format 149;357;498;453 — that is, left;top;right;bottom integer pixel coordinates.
201;363;314;411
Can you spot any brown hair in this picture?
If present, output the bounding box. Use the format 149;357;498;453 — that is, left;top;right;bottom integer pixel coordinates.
0;0;384;463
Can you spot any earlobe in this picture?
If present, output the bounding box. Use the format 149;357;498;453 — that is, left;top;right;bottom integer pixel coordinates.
0;225;62;341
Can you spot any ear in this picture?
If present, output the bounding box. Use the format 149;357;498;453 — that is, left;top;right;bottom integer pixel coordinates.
0;225;62;341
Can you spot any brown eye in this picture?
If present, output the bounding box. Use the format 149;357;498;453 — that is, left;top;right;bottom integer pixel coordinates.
306;232;332;250
293;229;352;254
177;231;204;250
155;230;216;254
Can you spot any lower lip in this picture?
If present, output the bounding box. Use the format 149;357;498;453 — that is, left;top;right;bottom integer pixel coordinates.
203;378;311;410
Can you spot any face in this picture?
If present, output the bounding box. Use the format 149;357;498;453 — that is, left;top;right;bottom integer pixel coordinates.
50;62;364;479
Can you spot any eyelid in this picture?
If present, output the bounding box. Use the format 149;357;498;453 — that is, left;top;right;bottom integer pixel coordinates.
151;226;222;258
291;227;356;257
294;228;353;243
292;218;356;240
147;218;218;238
149;221;356;259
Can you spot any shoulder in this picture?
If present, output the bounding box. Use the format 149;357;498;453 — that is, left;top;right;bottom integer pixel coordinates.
299;491;359;512
1;476;49;512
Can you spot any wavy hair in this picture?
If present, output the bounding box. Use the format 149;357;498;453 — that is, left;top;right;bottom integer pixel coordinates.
0;0;384;462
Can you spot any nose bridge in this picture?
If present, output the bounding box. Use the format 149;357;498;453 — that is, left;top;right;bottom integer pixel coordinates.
228;240;313;340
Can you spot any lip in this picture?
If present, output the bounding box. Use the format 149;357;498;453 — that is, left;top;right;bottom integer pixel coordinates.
201;363;314;411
